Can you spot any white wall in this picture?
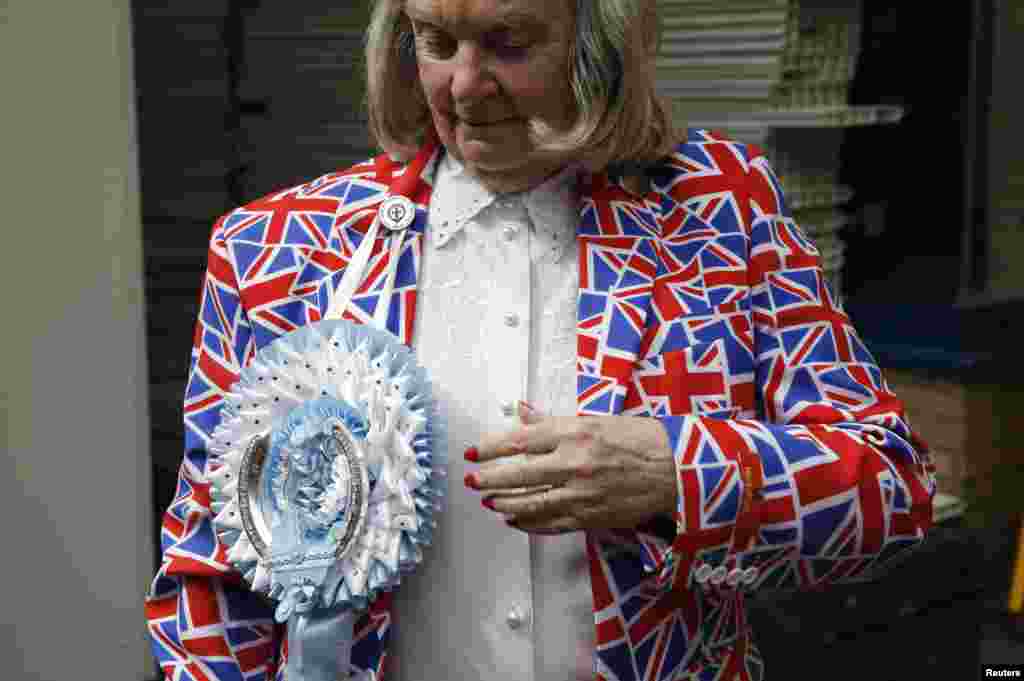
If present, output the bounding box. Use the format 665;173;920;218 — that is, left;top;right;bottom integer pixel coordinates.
0;1;155;678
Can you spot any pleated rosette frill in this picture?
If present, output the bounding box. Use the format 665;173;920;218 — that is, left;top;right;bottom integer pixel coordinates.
206;319;446;620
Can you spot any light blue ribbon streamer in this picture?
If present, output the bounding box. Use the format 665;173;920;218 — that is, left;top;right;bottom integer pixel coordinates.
286;603;356;681
268;398;366;681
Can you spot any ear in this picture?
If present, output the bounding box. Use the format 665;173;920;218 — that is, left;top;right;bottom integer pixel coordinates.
518;400;544;425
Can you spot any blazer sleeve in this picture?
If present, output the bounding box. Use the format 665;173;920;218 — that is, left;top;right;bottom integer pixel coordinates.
647;149;937;593
144;214;283;680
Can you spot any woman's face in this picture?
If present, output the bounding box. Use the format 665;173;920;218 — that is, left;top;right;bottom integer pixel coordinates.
405;0;577;189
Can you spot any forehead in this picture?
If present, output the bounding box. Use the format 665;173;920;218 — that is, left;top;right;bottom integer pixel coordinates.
404;0;571;29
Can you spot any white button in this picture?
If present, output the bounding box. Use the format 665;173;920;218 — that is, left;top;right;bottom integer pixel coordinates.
500;401;516;417
506;605;526;629
504;312;520;327
694;564;713;584
502;225;518;241
709;565;728;585
742;567;759;584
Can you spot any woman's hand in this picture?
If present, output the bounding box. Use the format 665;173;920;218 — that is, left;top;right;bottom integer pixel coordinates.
463;402;678;534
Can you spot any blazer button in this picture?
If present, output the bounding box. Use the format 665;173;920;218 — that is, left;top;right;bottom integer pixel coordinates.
506;606;527;630
500;401;516;417
709;565;728;585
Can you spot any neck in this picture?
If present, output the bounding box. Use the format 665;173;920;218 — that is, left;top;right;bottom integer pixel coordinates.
453;154;575;196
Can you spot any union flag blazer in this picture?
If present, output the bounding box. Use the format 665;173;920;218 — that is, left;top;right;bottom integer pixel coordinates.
145;128;937;681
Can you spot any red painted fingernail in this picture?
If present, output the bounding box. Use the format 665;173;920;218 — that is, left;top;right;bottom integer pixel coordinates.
481;497;495;510
464;447;479;462
464;472;480;490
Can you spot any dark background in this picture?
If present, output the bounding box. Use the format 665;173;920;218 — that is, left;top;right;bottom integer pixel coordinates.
841;2;968;305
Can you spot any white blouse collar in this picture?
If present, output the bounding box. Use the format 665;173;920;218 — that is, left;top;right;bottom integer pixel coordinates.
430;149;583;260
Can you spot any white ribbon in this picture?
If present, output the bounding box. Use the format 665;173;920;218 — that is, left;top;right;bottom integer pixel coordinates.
325;210;407;332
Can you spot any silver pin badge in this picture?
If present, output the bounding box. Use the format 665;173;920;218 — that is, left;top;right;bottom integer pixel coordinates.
379;195;416;231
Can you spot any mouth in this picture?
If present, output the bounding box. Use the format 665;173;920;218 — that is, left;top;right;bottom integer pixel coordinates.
454;116;513;127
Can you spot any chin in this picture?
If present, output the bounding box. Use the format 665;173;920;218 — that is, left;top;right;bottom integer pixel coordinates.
440;133;514;168
457;141;513;162
462;151;533;178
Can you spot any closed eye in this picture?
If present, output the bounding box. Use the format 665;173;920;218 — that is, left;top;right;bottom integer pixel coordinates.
413;24;532;59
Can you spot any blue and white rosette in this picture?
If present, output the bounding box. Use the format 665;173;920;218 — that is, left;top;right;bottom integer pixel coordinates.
208;319;446;681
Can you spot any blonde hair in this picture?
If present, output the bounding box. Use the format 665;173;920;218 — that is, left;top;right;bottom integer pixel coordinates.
362;0;681;174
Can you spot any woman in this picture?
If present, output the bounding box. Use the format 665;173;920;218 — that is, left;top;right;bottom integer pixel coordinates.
145;1;937;679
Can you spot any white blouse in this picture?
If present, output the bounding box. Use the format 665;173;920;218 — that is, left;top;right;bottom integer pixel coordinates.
388;150;594;681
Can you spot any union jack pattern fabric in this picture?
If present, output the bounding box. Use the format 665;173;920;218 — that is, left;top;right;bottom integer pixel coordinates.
146;127;936;681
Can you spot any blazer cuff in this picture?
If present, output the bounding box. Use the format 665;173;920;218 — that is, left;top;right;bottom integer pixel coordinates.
648;415;765;590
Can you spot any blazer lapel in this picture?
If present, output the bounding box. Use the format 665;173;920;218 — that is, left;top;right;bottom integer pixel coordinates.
575;170;662;417
305;140;442;347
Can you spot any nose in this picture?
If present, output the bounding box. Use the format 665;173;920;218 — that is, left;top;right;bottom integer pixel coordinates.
448;43;499;105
